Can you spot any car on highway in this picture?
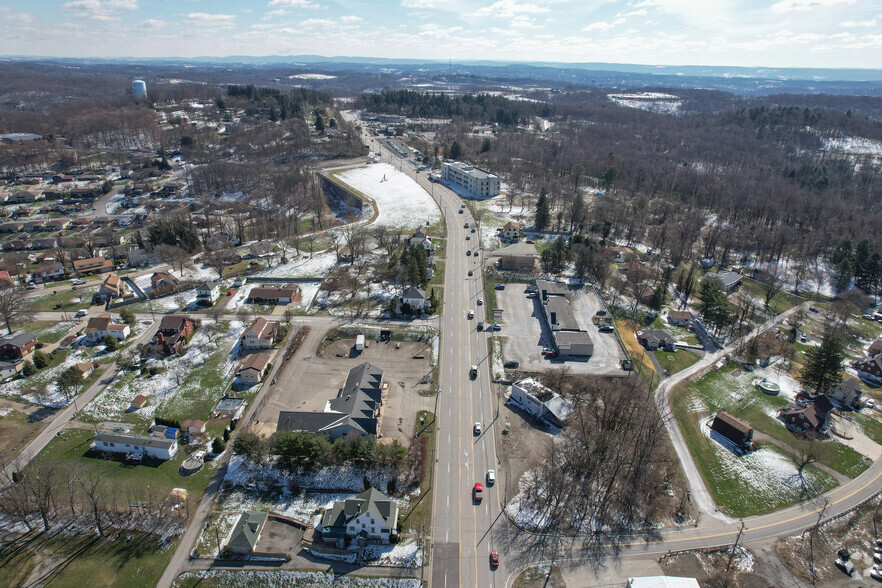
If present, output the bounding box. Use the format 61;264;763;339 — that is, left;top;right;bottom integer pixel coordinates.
477;321;484;330
471;228;476;233
459;208;463;214
494;284;505;290
466;235;470;240
487;470;496;485
474;421;481;434
468;309;474;319
487;324;501;332
464;222;470;228
490;550;499;567
525;239;534;244
477;298;483;305
468;270;473;276
474;482;483;502
72;279;87;285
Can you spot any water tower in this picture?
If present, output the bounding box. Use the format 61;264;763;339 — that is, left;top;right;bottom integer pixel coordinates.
132;80;147;100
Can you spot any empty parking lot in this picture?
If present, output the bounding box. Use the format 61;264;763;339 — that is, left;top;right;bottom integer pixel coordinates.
495;282;627;375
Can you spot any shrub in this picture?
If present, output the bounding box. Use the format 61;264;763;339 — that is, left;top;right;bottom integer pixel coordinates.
212;437;226;454
119;308;137;325
103;335;119;351
32;350;50;370
21;361;36;377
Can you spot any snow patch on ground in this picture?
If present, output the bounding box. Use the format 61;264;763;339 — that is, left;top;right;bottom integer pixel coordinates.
225;455;394;491
0;350;92;407
364;541;423;567
823;136;882;156
608;92;683;114
218;488;352;525
334;163;441;230
252;250;338;279
288;73;337;80
174;570;421;587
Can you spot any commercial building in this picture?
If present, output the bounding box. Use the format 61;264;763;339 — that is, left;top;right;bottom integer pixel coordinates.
441;161;500;198
535;280;594;357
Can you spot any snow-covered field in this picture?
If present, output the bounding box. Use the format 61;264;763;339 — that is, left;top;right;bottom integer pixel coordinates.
0;349;93;407
334;163;441;230
252;250;338;279
79;321;244;424
823;136;882;157
608;92;683;114
225;455;395;491
288;73;337;80
174;570;421;588
217;488;353;525
364;541;423;567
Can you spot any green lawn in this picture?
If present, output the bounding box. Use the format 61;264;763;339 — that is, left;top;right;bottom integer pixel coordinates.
853;411;882;446
0;529;181;588
428;259;445;289
654;349;701;375
26;287;97;311
484;273;499;315
21;321;78;344
674;365;869;480
740;277;802;315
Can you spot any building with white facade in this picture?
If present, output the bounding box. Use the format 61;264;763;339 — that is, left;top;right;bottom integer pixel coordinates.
441;161;500;198
93;431;179;460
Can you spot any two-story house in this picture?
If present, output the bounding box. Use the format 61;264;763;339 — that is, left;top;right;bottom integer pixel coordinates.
0;332;37;359
73;256;114;276
196;281;220;305
84;313;130;344
241;317;277;350
320;488;399;546
149;314;196;357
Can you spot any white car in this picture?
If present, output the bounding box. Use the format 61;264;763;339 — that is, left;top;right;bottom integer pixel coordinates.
74;309;88;318
468;310;474;319
72;279;87;285
487;470;496;485
474;422;481;435
477;298;483;305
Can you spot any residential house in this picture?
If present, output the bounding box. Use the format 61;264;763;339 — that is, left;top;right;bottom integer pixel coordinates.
0;222;24;233
247;284;298;305
710;412;754;449
703;271;743;293
494;241;539;272
241;318;277;350
84;314;130;344
320;488;399;546
237;352;271;384
0;361;17;381
856;353;882;387
508;378;573;428
405;228;433;253
151;272;179;291
93;431;179;460
7;189;42;204
73;256;113;276
45;218;70;232
73;362;96;378
830;379;863;408
130;394;147;410
225;511;269;555
96;273;125;301
611;246;636;263
196;281;219;305
34;261;65;282
277;362;384;441
779;395;835;436
535;280;594;357
31;237;58;251
22;220;45;232
0;332;37;359
0;270;12;288
667;310;693;328
3;240;29;252
400;287;427;311
869;339;882;356
501;221;522;241
149;314;196;357
206;233;239;251
637;329;677;352
180;419;207;437
126;248;161;267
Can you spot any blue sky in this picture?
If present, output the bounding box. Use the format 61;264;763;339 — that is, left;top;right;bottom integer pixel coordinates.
1;0;881;68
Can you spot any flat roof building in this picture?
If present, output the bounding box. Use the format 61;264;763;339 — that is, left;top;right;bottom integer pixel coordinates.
441;161;500;198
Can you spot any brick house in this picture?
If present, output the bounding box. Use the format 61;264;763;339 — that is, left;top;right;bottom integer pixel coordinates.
73;256;114;276
779;395;834;436
0;332;37;359
246;284;298;305
149;315;196;357
856;353;882;387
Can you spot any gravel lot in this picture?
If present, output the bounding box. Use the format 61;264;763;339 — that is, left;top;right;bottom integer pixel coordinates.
496;282;627;375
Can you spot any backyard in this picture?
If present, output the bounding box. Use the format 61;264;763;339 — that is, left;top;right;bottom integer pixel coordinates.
654;349;701;375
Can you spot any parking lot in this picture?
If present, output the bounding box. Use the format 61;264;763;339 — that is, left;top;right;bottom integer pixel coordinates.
495;282;627;375
254;324;436;442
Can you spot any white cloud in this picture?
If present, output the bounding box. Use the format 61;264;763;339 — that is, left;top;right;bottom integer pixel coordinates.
268;0;318;7
584;18;625;31
840;19;877;27
340;15;363;23
300;18;335;28
139;18;167;29
401;0;436;6
0;7;33;24
61;0;138;22
770;0;855;12
475;0;550;18
617;8;647;17
186;13;237;29
510;15;541;28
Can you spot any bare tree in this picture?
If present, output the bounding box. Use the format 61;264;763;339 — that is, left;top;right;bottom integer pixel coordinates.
0;284;35;334
760;268;786;312
78;465;109;537
154;244;192;277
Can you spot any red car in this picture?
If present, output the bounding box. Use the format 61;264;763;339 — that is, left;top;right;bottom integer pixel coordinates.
490;550;499;567
473;482;483;502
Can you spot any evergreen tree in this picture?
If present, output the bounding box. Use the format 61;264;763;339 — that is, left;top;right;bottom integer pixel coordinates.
535;190;550;230
799;330;845;394
315;114;325;132
449;141;463;159
696;279;733;335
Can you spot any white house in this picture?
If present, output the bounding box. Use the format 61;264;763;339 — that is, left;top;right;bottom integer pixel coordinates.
400;287;427;311
93;431;179;460
320;488;399;545
196;281;220;304
84;314;130;344
241;317;277;350
237;352;270;384
508;378;573;428
501;221;522;241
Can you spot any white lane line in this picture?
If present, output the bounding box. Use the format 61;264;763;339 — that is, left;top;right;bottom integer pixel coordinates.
447;494;450;508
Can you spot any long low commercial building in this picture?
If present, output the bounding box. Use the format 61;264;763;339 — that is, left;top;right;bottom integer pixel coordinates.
441;161;500;198
536;280;594;357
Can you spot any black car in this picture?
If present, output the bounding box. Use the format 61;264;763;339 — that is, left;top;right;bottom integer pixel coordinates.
494;284;505;290
504;360;519;369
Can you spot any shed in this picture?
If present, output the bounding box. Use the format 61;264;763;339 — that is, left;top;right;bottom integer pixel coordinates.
130;394;147;410
164;427;180;439
710;412;753;448
356;334;365;351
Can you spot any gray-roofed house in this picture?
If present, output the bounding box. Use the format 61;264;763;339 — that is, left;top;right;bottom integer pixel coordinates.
225;511;269;555
196;281;219;304
277;362;384;440
494;241;539;271
320;488;399;546
0;332;37;359
400;287;426;311
508;378;573;428
535;280;594;357
703;271;743;293
93;431;179;460
637;329;676;352
829;379;863;408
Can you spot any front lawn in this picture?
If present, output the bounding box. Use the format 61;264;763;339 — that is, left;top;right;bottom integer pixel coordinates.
654;349;701;375
21;321;78;344
399;410;435;533
26;287;97;311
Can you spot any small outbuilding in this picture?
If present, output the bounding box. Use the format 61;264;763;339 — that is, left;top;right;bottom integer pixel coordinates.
130;394;147;410
710;412;754;449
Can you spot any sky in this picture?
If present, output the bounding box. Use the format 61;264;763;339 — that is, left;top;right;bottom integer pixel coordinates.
1;0;881;69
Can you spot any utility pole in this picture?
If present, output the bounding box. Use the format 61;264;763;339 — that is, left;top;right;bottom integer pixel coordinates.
724;520;745;585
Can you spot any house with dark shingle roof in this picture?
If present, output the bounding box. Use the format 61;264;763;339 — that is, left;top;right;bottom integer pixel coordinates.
225;511;269;555
703;271;743;293
277;362;384;440
710;412;753;449
0;332;37;359
637;329;676;352
320;488;399;546
779;395;834;437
